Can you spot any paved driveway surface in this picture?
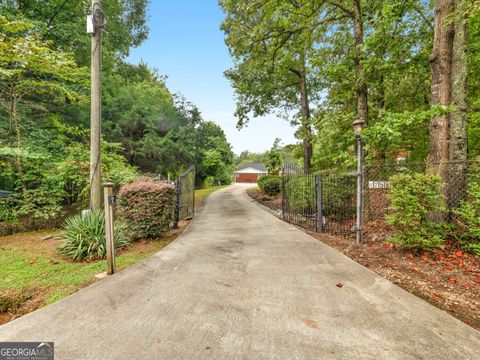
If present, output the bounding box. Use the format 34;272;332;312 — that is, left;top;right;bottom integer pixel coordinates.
1;185;479;359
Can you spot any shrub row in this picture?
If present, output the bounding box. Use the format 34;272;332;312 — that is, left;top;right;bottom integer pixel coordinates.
117;181;176;240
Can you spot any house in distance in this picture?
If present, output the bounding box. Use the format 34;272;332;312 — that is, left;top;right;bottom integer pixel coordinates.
233;163;267;183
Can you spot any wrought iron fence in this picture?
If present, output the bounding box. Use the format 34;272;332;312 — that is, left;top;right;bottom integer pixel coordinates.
174;166;195;227
282;163;357;237
282;163;316;231
282;161;479;242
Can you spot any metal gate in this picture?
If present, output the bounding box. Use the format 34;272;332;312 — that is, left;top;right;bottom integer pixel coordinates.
174;166;195;227
282;163;356;237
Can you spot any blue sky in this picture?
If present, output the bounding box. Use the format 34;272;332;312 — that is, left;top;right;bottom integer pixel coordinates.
128;0;297;155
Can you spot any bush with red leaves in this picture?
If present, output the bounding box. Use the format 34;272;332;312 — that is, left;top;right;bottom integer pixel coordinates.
117;181;175;240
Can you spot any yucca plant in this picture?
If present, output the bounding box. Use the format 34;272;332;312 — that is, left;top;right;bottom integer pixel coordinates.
59;210;130;261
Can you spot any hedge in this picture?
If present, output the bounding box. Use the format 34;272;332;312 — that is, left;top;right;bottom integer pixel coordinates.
117;181;176;240
263;177;282;196
258;175;281;192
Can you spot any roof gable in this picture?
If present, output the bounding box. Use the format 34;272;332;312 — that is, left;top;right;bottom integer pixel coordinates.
234;167;267;174
235;162;266;172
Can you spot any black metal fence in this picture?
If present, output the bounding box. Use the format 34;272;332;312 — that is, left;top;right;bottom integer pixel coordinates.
282;163;357;237
174;166;195;227
282;161;480;242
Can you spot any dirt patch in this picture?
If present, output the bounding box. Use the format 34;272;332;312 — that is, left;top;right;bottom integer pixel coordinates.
246;187;282;212
250;194;480;331
0;289;49;325
0;230;62;258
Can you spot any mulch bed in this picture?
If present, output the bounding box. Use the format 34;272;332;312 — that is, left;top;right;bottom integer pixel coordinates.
248;189;480;331
246;188;282;212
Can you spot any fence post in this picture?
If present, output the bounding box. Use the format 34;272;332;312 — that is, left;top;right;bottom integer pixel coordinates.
192;168;196;217
282;167;285;220
316;175;323;233
103;182;116;275
356;137;363;244
174;180;180;229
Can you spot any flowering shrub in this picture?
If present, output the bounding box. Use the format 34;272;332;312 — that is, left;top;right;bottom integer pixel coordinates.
117;181;176;240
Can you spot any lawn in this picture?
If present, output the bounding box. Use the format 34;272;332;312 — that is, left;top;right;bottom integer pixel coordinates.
194;185;229;208
0;186;226;325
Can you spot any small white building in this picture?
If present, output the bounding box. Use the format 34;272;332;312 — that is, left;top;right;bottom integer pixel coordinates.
233;163;267;183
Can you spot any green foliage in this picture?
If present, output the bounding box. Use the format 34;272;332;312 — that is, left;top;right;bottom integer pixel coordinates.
203;176;215;188
265;138;283;175
0;12;233;237
453;182;480;254
59;210;129;261
117;181;176;240
258;175;280;192
0;0;150;68
102;68;234;184
387;173;448;251
284;175;316;211
263;177;282;196
320;175;356;222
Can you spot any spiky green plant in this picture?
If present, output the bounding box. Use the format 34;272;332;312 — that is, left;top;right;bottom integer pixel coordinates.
59;210;130;261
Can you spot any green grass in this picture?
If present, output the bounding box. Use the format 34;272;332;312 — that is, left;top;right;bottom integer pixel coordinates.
195;185;229;207
0;185;228;319
0;239;172;307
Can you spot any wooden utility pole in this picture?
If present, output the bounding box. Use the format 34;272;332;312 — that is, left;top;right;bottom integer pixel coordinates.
103;182;116;275
90;0;103;210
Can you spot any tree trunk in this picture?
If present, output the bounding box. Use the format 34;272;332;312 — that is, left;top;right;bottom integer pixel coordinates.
11;95;26;190
429;0;455;191
449;1;468;207
353;0;368;127
299;69;312;174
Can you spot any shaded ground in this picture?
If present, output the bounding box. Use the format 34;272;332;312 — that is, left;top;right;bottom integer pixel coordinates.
1;185;479;359
247;189;480;331
0;186;220;325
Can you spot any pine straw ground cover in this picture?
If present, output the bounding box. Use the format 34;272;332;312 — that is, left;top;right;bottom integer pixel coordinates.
247;188;480;331
246;187;282;212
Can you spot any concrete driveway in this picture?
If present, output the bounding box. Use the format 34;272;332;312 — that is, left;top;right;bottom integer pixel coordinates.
1;185;479;359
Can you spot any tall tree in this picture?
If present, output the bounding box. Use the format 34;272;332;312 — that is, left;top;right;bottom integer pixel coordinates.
220;0;328;173
0;16;87;188
327;0;368;127
429;0;455;187
450;0;469;205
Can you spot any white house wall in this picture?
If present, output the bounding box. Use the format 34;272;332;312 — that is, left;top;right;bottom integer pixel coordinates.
234;167;267;174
